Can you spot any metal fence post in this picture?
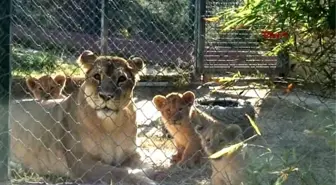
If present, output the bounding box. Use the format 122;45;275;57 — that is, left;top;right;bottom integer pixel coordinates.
194;0;206;77
189;0;196;42
0;0;11;183
100;0;109;55
276;45;290;77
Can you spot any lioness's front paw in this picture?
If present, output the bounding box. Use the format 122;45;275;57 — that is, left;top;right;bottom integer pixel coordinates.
123;174;158;185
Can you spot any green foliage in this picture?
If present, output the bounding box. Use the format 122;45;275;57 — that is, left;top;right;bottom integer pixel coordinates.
12;47;60;74
11;47;82;77
212;0;336;91
13;0;193;43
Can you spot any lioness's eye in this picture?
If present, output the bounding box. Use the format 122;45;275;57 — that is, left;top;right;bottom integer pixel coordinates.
93;74;101;81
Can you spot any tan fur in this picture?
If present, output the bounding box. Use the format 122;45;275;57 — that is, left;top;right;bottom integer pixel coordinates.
26;74;67;101
152;91;203;168
10;50;159;185
194;121;246;185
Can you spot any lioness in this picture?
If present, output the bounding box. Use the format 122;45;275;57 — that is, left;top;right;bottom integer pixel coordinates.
26;74;67;101
152;91;203;168
194;123;246;185
10;50;158;185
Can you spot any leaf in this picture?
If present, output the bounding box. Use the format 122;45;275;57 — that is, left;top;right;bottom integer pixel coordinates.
284;83;294;93
245;114;262;135
218;77;235;83
274;173;288;185
204;16;221;22
209;142;246;159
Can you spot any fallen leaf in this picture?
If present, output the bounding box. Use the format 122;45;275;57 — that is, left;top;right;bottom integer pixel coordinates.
209;142;246;159
285;83;294;93
246;114;261;135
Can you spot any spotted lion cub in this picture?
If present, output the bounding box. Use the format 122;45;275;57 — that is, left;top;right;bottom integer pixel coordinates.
194;122;246;185
26;75;67;101
152;91;203;168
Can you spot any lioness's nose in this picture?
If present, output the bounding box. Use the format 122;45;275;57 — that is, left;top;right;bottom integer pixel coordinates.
98;92;114;101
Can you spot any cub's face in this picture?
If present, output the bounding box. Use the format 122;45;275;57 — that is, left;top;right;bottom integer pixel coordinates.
77;50;144;120
152;91;195;125
195;123;243;155
26;75;66;100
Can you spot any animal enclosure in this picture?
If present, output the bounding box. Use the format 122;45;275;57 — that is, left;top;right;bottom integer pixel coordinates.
0;0;335;185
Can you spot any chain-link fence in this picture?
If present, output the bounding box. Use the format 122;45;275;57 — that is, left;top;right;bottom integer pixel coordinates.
0;0;335;184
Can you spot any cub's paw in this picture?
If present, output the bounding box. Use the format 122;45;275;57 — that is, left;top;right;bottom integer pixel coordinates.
176;159;197;169
150;170;168;182
130;168;168;182
122;174;158;185
170;153;182;164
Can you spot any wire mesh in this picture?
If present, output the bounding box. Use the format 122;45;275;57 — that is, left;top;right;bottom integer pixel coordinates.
3;0;336;185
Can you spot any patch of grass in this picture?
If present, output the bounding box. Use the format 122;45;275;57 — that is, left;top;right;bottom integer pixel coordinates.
10;164;70;184
12;47;84;78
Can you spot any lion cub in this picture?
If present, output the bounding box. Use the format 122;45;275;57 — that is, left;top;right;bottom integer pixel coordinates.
153;91;203;167
194;122;246;185
26;75;67;101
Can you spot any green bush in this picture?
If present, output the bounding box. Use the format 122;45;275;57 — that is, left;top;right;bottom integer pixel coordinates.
209;0;335;91
12;47;60;74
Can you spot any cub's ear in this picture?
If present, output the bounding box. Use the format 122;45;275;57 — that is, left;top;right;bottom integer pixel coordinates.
194;124;205;135
128;56;144;74
26;77;38;91
225;124;243;142
77;50;98;72
54;75;67;88
152;95;166;110
182;91;195;106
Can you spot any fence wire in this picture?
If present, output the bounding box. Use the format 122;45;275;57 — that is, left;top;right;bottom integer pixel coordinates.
1;0;335;185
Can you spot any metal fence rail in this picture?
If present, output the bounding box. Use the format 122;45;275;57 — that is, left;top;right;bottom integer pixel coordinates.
0;0;11;183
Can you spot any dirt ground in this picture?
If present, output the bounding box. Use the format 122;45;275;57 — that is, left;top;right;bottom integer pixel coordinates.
9;85;336;185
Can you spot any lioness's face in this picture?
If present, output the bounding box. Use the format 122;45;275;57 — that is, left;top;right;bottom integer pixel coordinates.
77;50;144;119
26;75;66;100
153;91;195;125
195;124;243;155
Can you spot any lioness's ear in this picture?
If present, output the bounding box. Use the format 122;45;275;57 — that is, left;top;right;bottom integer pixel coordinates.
26;77;38;91
77;50;98;72
128;56;144;73
54;75;67;88
182;91;195;106
152;95;166;110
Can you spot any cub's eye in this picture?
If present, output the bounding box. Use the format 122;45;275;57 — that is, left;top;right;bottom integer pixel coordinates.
117;76;127;84
166;109;171;114
196;125;204;132
179;107;183;111
206;138;211;143
218;138;226;144
38;87;43;91
93;74;101;81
